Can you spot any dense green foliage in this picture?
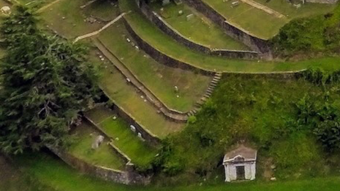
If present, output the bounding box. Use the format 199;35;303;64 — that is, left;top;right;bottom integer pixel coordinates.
271;4;340;56
0;6;98;154
294;93;340;152
153;73;340;182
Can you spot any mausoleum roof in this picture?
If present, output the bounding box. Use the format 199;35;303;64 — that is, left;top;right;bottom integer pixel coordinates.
224;145;257;162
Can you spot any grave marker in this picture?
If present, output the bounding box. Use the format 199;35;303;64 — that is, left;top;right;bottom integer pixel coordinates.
91;135;104;149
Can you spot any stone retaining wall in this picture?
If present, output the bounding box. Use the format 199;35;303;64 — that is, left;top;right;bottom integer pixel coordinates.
95;38;188;122
99;89;162;146
224;70;306;80
47;146;150;185
122;16;307;80
109;101;162;145
182;0;273;59
122;17;215;76
82;116;132;163
139;2;259;60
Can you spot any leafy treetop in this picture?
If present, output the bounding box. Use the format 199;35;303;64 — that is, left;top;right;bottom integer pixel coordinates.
0;6;98;154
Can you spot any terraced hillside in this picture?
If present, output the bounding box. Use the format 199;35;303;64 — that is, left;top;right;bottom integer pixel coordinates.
91;50;183;138
84;106;159;167
199;0;335;39
67;121;126;170
2;0;340;187
120;0;340;72
97;21;212;113
150;2;249;50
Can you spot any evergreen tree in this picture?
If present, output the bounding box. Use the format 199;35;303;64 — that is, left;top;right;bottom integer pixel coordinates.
0;6;98;154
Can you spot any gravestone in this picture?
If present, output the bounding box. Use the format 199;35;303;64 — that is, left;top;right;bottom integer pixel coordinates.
231;1;240;7
91;135;104;149
1;6;11;15
162;0;170;5
137;132;145;141
293;3;301;8
174;86;179;93
130;125;136;133
186;14;194;20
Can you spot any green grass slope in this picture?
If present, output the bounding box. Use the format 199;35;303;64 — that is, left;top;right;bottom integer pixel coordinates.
9;152;340;191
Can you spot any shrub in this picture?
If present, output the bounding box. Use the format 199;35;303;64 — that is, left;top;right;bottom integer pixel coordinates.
271;4;340;57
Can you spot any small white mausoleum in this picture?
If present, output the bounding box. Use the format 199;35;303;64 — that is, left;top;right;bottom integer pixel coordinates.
223;145;257;182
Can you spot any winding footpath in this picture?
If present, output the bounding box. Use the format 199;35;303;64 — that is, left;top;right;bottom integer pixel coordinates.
74;12;128;43
240;0;288;20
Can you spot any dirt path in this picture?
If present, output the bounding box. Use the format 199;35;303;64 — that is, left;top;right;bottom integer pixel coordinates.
74;12;127;43
239;0;288;20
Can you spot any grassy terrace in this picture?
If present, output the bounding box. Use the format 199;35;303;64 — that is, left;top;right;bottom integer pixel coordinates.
85;105;114;124
91;50;183;138
67;121;125;170
200;0;288;39
121;0;340;73
253;0;336;19
11;152;340;191
201;0;336;39
98;22;211;112
41;0;119;38
84;0;120;22
150;2;249;50
85;106;158;167
41;0;183;137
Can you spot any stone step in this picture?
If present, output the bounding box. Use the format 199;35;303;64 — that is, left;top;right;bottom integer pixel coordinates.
201;97;207;102
196;100;204;106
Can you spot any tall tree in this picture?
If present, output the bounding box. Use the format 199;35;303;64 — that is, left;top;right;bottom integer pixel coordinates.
0;6;98;154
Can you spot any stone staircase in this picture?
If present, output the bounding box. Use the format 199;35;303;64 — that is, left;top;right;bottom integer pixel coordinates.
188;72;222;116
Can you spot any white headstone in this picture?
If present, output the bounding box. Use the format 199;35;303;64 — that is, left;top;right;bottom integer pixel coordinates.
130;125;136;133
231;1;240;7
162;0;170;5
91;135;104;149
186;14;194;20
137;132;145;141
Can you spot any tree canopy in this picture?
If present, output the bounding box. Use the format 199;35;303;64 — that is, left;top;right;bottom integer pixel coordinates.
0;6;98;154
